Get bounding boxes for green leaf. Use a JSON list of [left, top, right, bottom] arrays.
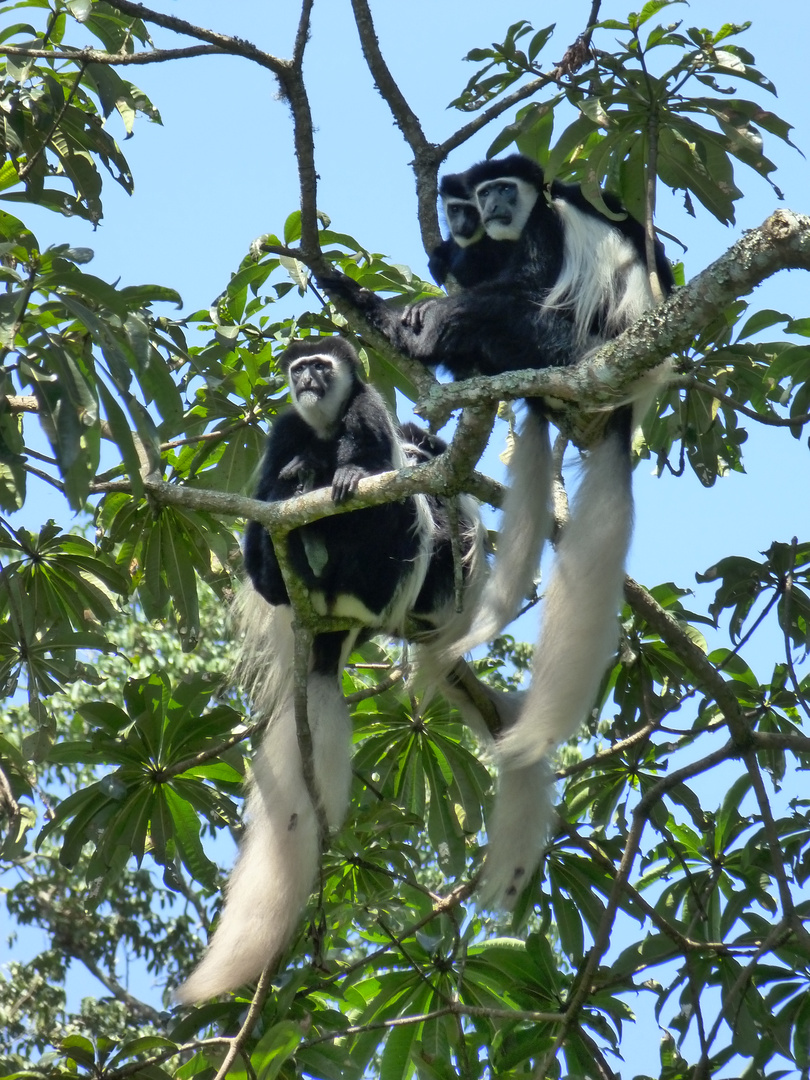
[[164, 785, 217, 887], [160, 513, 200, 650], [250, 1021, 304, 1080], [98, 378, 144, 500]]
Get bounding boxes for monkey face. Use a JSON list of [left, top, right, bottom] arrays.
[[289, 356, 333, 405], [474, 176, 539, 241], [443, 197, 484, 246], [287, 352, 355, 435]]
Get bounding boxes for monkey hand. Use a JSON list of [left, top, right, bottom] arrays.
[[427, 242, 452, 287], [318, 270, 372, 308], [331, 464, 369, 503], [400, 298, 434, 336], [278, 454, 309, 482]]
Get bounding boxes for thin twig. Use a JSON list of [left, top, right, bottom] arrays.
[[693, 920, 792, 1080], [105, 1, 288, 75], [153, 718, 264, 781], [624, 577, 751, 747], [534, 739, 738, 1077], [344, 667, 405, 704], [780, 537, 810, 722], [68, 948, 162, 1025], [0, 43, 223, 65], [302, 1001, 566, 1050], [18, 63, 88, 181], [744, 750, 810, 950], [690, 380, 810, 429], [212, 964, 275, 1080]]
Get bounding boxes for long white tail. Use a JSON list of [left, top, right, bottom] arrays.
[[499, 430, 633, 769], [450, 414, 553, 656], [477, 431, 632, 907], [478, 756, 555, 909], [175, 671, 352, 1003], [231, 587, 295, 718], [419, 678, 556, 910]]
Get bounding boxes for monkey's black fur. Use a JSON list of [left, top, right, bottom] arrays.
[[243, 337, 425, 671]]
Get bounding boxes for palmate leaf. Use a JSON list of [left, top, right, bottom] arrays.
[[0, 520, 128, 629], [39, 671, 243, 887], [698, 543, 810, 644]]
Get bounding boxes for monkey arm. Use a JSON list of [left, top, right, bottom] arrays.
[[427, 239, 455, 286], [319, 270, 590, 382], [277, 453, 310, 484]]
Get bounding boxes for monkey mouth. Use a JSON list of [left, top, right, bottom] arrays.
[[297, 389, 323, 406]]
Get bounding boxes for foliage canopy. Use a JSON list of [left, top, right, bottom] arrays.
[[0, 2, 808, 1078]]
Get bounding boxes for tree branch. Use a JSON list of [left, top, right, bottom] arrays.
[[106, 1, 287, 74], [348, 0, 441, 250], [535, 739, 738, 1076], [72, 949, 162, 1025], [0, 43, 221, 65], [211, 964, 275, 1080], [624, 577, 751, 748], [302, 1000, 566, 1050], [686, 379, 810, 430]]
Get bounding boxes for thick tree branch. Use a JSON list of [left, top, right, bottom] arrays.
[[304, 210, 810, 434], [103, 455, 500, 539], [5, 395, 41, 413]]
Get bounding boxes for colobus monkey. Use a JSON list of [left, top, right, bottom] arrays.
[[466, 159, 671, 906], [439, 155, 672, 657], [176, 337, 433, 1003], [321, 153, 672, 381], [428, 171, 517, 289], [320, 156, 585, 380], [319, 156, 674, 906]]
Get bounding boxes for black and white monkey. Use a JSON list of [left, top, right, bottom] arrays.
[[176, 337, 435, 1003], [399, 421, 487, 652], [320, 155, 674, 906], [428, 171, 517, 289]]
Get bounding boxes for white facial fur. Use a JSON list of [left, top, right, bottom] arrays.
[[474, 176, 539, 241], [288, 354, 354, 437], [442, 196, 484, 247]]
